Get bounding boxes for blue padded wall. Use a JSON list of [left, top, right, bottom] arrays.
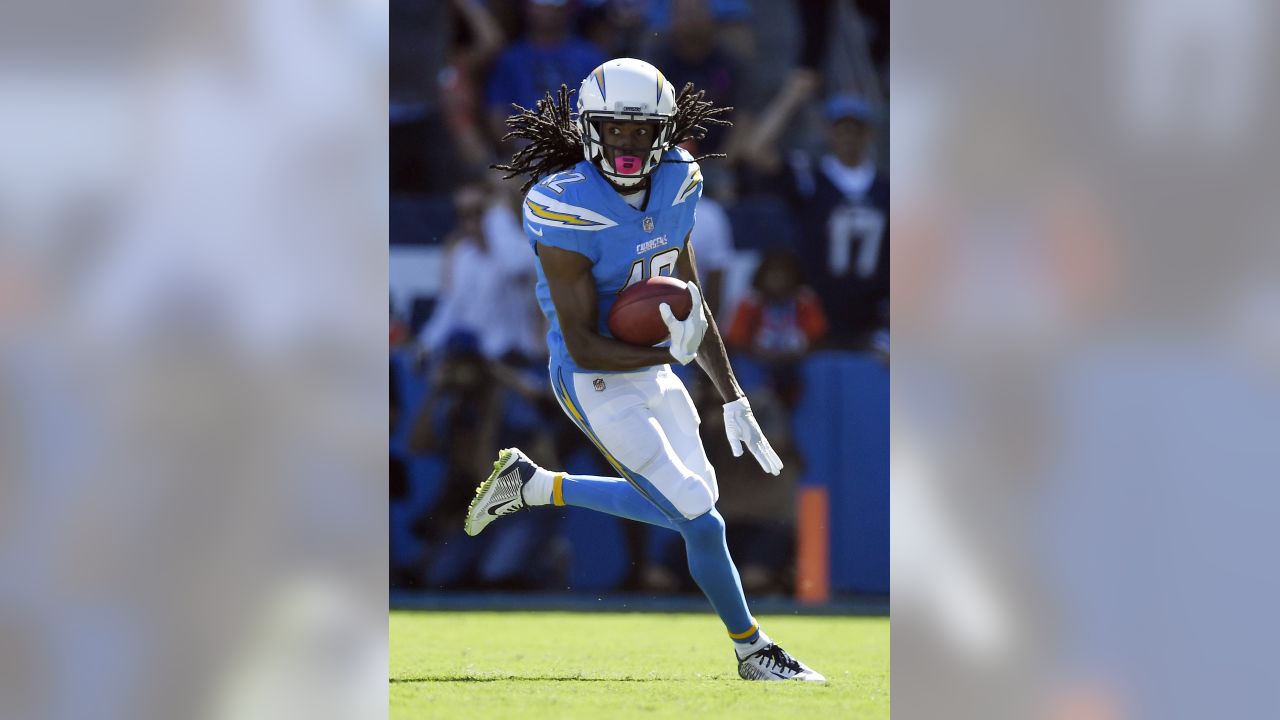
[[792, 352, 890, 594]]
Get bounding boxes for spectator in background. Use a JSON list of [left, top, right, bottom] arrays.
[[416, 182, 543, 362], [439, 0, 507, 181], [486, 0, 606, 149], [416, 185, 503, 357], [646, 0, 755, 62], [687, 177, 735, 319], [390, 0, 451, 192], [479, 176, 550, 363], [407, 182, 565, 590], [407, 330, 566, 591], [746, 93, 887, 348], [409, 186, 506, 566], [651, 0, 749, 161], [726, 248, 828, 409], [406, 329, 498, 569], [390, 0, 511, 189], [409, 324, 566, 592], [794, 96, 887, 347], [578, 0, 651, 60]]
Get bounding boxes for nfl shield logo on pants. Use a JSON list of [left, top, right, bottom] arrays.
[[593, 378, 606, 392], [643, 216, 654, 233]]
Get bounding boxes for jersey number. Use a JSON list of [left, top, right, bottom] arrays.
[[543, 172, 586, 194], [621, 248, 681, 292], [828, 205, 885, 277]]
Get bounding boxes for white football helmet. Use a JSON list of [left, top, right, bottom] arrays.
[[577, 58, 677, 188]]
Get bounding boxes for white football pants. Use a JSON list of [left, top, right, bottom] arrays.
[[552, 364, 718, 521]]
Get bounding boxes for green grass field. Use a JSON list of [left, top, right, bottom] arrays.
[[390, 610, 889, 719]]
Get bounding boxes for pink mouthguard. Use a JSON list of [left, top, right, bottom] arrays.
[[614, 155, 643, 174]]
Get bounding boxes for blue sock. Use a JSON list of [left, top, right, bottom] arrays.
[[559, 474, 678, 530], [677, 509, 758, 642]]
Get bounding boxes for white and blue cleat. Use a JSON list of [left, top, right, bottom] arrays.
[[737, 644, 827, 682], [464, 448, 538, 537]]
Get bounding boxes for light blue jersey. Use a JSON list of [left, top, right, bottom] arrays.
[[525, 146, 704, 375]]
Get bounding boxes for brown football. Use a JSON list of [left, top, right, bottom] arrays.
[[607, 276, 692, 346]]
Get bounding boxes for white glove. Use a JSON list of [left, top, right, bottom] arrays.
[[723, 396, 784, 475], [658, 281, 708, 365]]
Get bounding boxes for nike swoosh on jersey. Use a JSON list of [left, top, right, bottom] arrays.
[[527, 223, 544, 236]]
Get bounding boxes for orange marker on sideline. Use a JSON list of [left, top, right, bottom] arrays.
[[796, 486, 830, 604]]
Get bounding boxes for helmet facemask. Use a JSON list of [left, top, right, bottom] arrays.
[[578, 111, 673, 188]]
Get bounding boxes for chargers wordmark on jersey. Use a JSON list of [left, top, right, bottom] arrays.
[[636, 235, 668, 254]]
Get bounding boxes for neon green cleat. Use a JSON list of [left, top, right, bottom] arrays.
[[464, 448, 537, 537]]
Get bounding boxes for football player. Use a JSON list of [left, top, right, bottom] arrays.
[[467, 58, 825, 682]]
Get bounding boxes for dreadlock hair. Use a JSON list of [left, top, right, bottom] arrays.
[[492, 82, 733, 194]]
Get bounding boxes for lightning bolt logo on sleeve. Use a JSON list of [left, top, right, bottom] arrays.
[[524, 189, 619, 231], [673, 165, 703, 206]]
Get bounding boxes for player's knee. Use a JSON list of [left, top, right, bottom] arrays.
[[672, 473, 716, 520]]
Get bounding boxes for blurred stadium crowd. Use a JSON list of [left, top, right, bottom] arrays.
[[389, 0, 888, 599]]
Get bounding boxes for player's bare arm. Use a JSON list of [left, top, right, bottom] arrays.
[[674, 235, 744, 403], [538, 242, 673, 371]]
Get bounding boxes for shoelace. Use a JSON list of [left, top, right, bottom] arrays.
[[755, 645, 804, 674]]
